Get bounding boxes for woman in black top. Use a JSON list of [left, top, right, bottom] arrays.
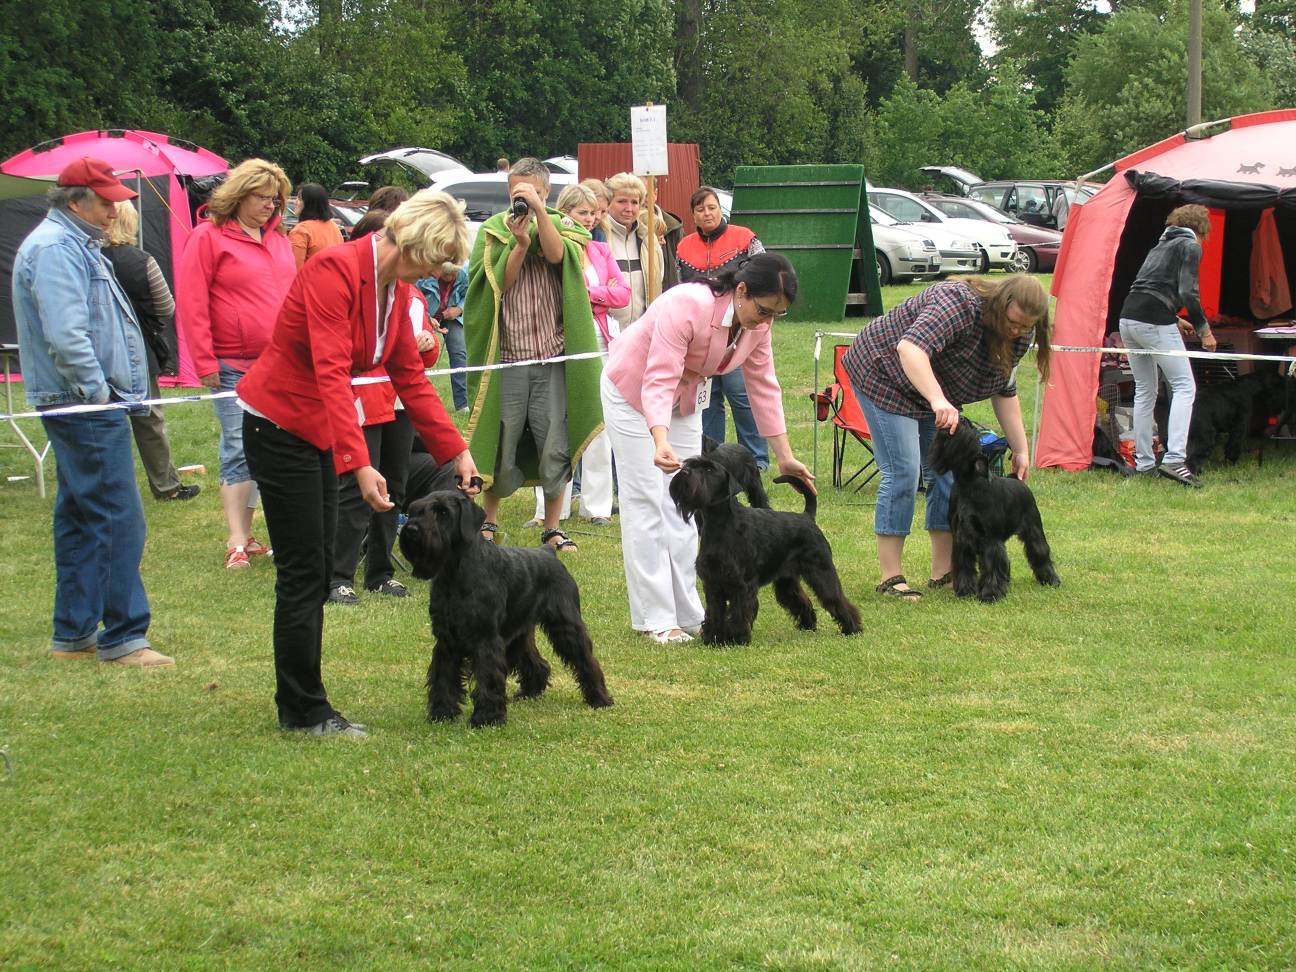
[[1117, 205, 1216, 487]]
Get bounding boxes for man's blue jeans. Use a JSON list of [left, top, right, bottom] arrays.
[[442, 321, 468, 410], [701, 370, 768, 469], [42, 409, 152, 659]]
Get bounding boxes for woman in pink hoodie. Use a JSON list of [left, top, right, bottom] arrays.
[[178, 159, 297, 568]]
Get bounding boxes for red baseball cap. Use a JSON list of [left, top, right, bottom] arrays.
[[56, 157, 138, 202]]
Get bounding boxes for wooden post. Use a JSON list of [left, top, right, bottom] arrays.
[[645, 178, 660, 303]]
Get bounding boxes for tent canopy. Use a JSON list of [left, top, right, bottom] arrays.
[[1037, 109, 1296, 470]]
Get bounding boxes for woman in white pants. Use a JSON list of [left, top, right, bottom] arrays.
[[601, 253, 813, 644], [532, 184, 629, 525]]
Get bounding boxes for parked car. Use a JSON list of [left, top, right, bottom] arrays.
[[424, 170, 577, 246], [543, 155, 579, 175], [918, 193, 1062, 274], [871, 208, 981, 280], [866, 209, 941, 284], [868, 187, 1018, 272], [919, 166, 1100, 229], [359, 147, 471, 184]]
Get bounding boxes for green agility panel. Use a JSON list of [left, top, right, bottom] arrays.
[[731, 165, 883, 322]]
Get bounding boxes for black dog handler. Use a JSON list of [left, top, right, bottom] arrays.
[[400, 491, 613, 727]]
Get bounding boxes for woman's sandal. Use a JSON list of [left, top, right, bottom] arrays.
[[480, 521, 499, 543], [876, 574, 922, 600], [541, 528, 578, 552], [927, 572, 952, 589]]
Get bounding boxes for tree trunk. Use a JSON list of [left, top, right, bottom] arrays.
[[904, 6, 919, 82], [674, 0, 704, 110], [319, 0, 342, 62]]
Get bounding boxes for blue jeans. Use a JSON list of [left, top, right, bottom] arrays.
[[42, 409, 152, 659], [701, 370, 769, 469], [441, 321, 468, 410], [214, 362, 252, 484], [855, 387, 953, 535], [1119, 318, 1195, 469]]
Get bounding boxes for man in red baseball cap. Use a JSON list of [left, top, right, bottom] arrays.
[[11, 155, 174, 668]]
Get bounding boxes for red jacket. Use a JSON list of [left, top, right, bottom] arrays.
[[236, 235, 466, 474], [176, 214, 296, 377], [354, 290, 440, 427]]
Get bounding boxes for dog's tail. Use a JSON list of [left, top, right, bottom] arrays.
[[773, 475, 816, 519]]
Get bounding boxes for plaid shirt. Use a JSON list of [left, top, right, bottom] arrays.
[[841, 281, 1030, 418]]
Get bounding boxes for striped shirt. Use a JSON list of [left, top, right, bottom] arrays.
[[500, 252, 563, 362], [841, 281, 1029, 418]]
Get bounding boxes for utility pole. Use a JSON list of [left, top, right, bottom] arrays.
[[1187, 0, 1202, 127]]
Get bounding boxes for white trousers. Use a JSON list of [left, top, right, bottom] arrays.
[[600, 372, 703, 632]]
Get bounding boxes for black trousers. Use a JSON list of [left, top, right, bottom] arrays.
[[332, 412, 414, 590], [243, 413, 339, 728]]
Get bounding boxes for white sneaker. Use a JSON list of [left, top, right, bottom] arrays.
[[645, 628, 693, 644]]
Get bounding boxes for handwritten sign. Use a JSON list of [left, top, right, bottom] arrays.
[[630, 104, 668, 177]]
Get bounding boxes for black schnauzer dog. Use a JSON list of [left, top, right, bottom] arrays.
[[701, 435, 769, 509], [670, 454, 862, 645], [399, 491, 613, 727], [1187, 370, 1288, 473], [927, 419, 1061, 603]]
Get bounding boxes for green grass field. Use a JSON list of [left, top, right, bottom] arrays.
[[2, 277, 1294, 969]]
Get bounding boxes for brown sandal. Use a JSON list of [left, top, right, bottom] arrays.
[[480, 521, 499, 543], [876, 574, 922, 600], [927, 572, 952, 589]]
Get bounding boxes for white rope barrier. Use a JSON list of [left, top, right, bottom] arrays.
[[0, 350, 608, 422]]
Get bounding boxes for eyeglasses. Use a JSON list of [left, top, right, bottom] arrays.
[[752, 300, 789, 321], [249, 192, 281, 208]]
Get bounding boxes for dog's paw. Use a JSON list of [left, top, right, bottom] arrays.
[[585, 692, 614, 709], [976, 589, 1007, 604], [469, 708, 507, 729]]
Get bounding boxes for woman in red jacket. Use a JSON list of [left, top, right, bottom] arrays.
[[177, 158, 296, 568], [237, 190, 480, 738]]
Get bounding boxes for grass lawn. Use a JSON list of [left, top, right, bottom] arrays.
[[2, 276, 1294, 969]]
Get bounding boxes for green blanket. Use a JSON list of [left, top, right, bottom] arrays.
[[463, 208, 604, 492]]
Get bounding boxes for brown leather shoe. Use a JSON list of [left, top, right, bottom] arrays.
[[49, 646, 96, 659], [102, 648, 175, 668]]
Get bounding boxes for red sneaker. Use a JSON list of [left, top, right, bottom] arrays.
[[225, 546, 250, 569]]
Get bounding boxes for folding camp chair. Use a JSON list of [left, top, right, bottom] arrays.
[[810, 345, 878, 491]]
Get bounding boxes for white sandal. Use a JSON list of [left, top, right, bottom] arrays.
[[645, 628, 693, 644]]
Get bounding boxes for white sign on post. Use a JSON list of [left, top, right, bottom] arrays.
[[630, 104, 669, 176]]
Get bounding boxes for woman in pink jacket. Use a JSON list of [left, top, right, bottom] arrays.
[[601, 252, 813, 643], [178, 159, 297, 568]]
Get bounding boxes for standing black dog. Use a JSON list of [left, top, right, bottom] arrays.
[[1186, 370, 1288, 473], [927, 418, 1061, 603], [670, 454, 862, 645], [399, 491, 613, 727], [701, 436, 769, 509]]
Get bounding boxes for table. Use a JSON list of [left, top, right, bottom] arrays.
[[1, 344, 51, 498]]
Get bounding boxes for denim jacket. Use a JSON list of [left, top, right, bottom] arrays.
[[13, 207, 149, 407], [1126, 225, 1208, 334], [414, 266, 469, 322]]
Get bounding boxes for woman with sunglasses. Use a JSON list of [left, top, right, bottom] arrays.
[[601, 251, 813, 644], [178, 158, 296, 569], [840, 274, 1051, 601]]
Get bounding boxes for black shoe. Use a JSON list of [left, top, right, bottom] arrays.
[[282, 715, 368, 738], [1157, 462, 1202, 488], [327, 584, 360, 605], [367, 579, 409, 598], [159, 484, 201, 501]]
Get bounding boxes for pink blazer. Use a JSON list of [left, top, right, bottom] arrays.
[[584, 240, 630, 347], [604, 282, 786, 436]]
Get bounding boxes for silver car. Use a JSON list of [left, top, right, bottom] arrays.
[[872, 208, 980, 279], [867, 210, 941, 284], [869, 187, 1018, 271]]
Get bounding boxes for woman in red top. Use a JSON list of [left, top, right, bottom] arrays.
[[676, 186, 769, 469], [177, 158, 296, 568], [237, 190, 480, 737]]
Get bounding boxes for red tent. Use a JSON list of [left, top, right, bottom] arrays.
[[2, 130, 228, 385], [1037, 109, 1296, 470]]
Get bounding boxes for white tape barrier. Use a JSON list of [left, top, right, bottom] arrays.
[[0, 350, 608, 422]]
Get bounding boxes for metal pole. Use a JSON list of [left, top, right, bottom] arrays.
[[812, 333, 821, 481], [1187, 0, 1202, 128]]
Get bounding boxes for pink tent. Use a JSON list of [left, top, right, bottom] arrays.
[[1037, 109, 1296, 470], [2, 129, 228, 385]]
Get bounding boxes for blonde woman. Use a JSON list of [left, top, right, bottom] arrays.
[[102, 201, 199, 502], [236, 190, 481, 737], [177, 158, 296, 568], [604, 172, 663, 332], [581, 177, 612, 241], [839, 275, 1051, 600]]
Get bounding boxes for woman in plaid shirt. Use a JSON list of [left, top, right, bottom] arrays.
[[841, 276, 1051, 600]]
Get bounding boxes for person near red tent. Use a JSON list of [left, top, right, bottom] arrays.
[[177, 159, 297, 569], [840, 275, 1051, 601], [236, 189, 481, 737], [1117, 204, 1217, 488]]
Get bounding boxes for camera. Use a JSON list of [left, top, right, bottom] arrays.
[[510, 197, 530, 220]]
